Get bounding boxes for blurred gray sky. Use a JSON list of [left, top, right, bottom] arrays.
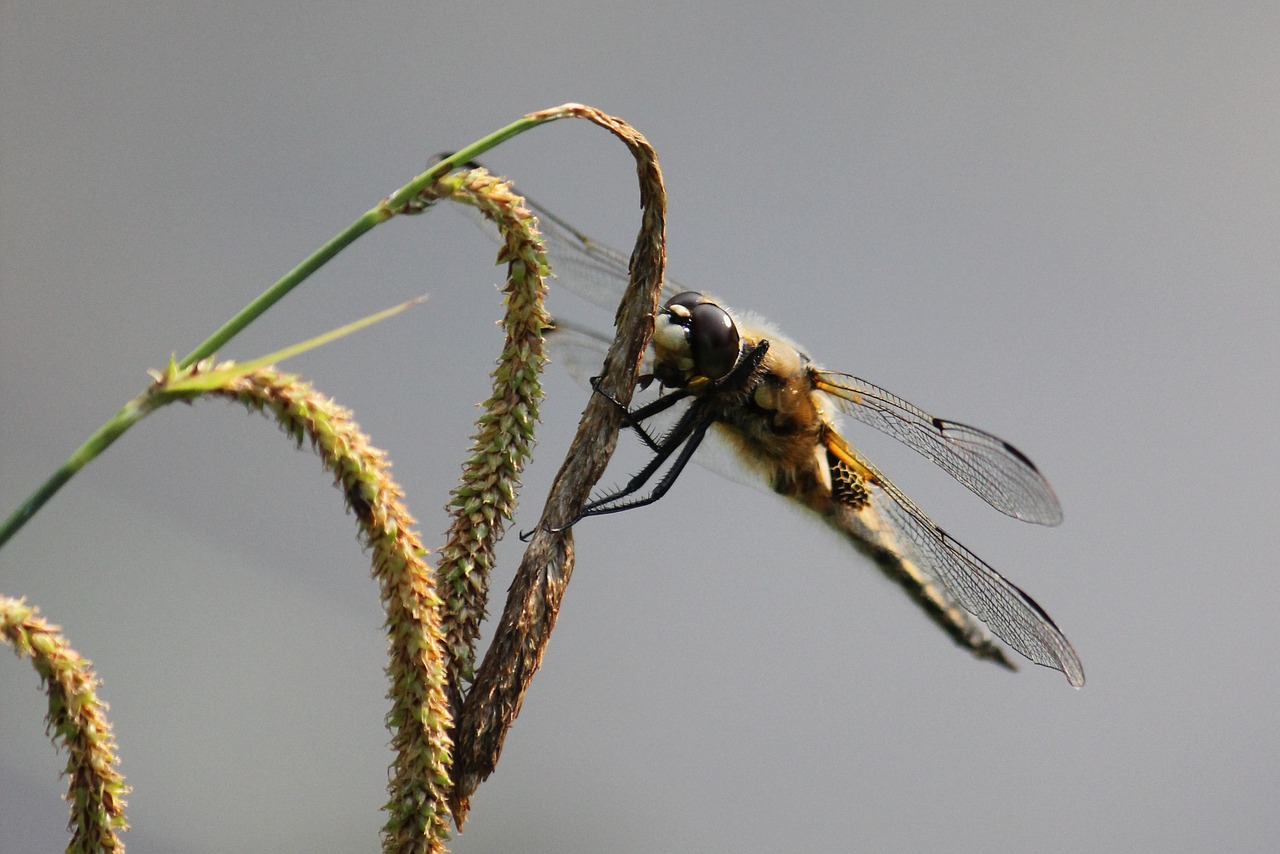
[[2, 3, 1277, 852]]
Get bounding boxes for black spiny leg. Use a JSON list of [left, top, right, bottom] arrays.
[[553, 340, 770, 533], [575, 340, 772, 523], [590, 375, 692, 452], [555, 395, 711, 530], [578, 410, 715, 519]]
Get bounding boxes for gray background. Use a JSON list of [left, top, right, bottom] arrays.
[[2, 3, 1276, 852]]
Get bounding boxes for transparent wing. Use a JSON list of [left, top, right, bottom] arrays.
[[825, 430, 1084, 686], [817, 482, 1016, 671], [458, 189, 683, 311], [814, 372, 1062, 526]]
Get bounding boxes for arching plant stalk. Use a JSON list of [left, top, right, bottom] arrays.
[[0, 103, 597, 553], [150, 357, 456, 852], [439, 105, 668, 826]]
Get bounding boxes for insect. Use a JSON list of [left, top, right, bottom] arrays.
[[462, 185, 1084, 687]]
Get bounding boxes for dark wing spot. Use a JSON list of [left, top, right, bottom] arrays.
[[1001, 438, 1040, 471], [827, 448, 870, 510]]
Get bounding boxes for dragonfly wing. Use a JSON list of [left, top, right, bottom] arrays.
[[458, 189, 683, 311], [824, 429, 1084, 686], [814, 372, 1063, 526], [544, 317, 641, 381], [815, 480, 1016, 671]]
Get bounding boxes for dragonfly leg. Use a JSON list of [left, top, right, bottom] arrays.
[[520, 392, 707, 540], [589, 376, 689, 451], [574, 341, 770, 522], [578, 414, 714, 520]]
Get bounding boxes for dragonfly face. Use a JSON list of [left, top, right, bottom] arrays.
[[459, 183, 1084, 688], [643, 290, 842, 492]]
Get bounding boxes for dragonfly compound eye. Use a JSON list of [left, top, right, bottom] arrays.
[[659, 293, 741, 381], [687, 302, 741, 381], [664, 291, 705, 314]]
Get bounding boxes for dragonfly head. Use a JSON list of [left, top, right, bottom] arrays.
[[653, 291, 742, 387]]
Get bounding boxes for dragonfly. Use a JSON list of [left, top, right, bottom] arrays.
[[458, 183, 1084, 687]]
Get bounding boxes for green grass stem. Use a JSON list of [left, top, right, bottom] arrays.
[[0, 106, 580, 552]]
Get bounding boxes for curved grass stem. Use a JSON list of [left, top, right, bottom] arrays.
[[0, 104, 590, 553]]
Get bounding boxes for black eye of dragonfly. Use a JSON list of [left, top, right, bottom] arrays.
[[663, 291, 741, 381]]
